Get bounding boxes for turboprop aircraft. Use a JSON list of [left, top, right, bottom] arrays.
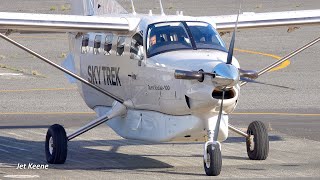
[[0, 0, 320, 176]]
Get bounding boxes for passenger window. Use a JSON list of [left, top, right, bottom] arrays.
[[81, 34, 89, 54], [104, 33, 113, 55], [93, 35, 102, 55], [116, 36, 126, 56], [130, 33, 144, 60]]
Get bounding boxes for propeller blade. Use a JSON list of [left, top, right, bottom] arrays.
[[174, 69, 216, 81], [226, 10, 240, 64], [214, 90, 225, 141], [239, 68, 259, 79], [240, 77, 295, 90]]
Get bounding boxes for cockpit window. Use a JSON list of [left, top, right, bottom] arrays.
[[146, 21, 226, 57], [130, 33, 144, 60], [147, 22, 192, 57], [186, 22, 226, 50]]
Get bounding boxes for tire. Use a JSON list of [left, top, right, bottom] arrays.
[[204, 144, 222, 176], [246, 121, 269, 160], [45, 124, 68, 164]]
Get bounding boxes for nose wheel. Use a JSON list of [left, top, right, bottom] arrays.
[[45, 124, 68, 164], [203, 143, 222, 176]]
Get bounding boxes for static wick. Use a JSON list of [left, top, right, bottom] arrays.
[[130, 0, 136, 15], [159, 0, 165, 16]]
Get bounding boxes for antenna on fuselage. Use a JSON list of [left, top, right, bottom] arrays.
[[159, 0, 165, 16], [130, 0, 137, 15]]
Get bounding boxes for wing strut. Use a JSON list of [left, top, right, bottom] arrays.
[[241, 36, 320, 86], [0, 33, 124, 103]]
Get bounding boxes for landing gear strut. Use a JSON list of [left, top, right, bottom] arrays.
[[228, 121, 269, 160]]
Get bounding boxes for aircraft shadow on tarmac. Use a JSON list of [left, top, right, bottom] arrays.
[[0, 133, 282, 171]]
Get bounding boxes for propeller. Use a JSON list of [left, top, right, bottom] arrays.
[[212, 9, 241, 141], [240, 77, 295, 90]]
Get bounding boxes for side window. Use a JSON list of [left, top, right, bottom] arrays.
[[81, 34, 89, 54], [93, 35, 102, 55], [104, 33, 113, 55], [130, 33, 144, 60], [116, 36, 126, 56]]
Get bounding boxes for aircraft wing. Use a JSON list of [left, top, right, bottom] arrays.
[[212, 9, 320, 32], [0, 12, 137, 34]]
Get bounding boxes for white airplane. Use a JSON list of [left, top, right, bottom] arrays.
[[0, 0, 320, 176]]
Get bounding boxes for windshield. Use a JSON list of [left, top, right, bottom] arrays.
[[147, 22, 193, 57], [146, 21, 226, 57], [186, 22, 226, 50]]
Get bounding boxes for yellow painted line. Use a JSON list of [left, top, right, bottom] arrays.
[[232, 112, 320, 116], [0, 112, 94, 115], [235, 48, 291, 72], [0, 87, 77, 93], [0, 111, 319, 116]]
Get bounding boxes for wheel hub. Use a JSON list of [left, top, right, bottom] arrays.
[[205, 151, 211, 168], [49, 137, 54, 155], [248, 135, 255, 151]]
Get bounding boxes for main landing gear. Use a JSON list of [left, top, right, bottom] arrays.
[[44, 101, 127, 164], [203, 121, 269, 176], [45, 124, 68, 164]]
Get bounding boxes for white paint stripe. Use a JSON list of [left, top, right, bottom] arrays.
[[24, 129, 45, 136], [0, 163, 15, 168], [0, 73, 23, 76], [5, 132, 25, 139], [0, 148, 9, 153], [3, 175, 39, 178], [0, 143, 30, 152]]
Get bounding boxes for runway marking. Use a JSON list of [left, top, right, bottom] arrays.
[[0, 73, 23, 76], [232, 112, 320, 116], [0, 87, 77, 93], [0, 148, 9, 153], [235, 48, 290, 72], [3, 175, 40, 179], [0, 143, 30, 152], [0, 112, 94, 115]]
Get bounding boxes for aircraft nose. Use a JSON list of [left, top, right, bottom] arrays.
[[212, 63, 239, 89]]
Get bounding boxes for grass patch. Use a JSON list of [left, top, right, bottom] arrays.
[[0, 64, 46, 78], [61, 4, 71, 11], [256, 4, 262, 9], [60, 53, 67, 58], [50, 6, 57, 11]]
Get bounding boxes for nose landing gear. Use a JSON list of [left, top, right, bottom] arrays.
[[203, 142, 222, 176]]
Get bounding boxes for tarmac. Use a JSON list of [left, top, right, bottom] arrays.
[[0, 0, 320, 179]]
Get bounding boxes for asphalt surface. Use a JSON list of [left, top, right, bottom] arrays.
[[1, 0, 320, 179]]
